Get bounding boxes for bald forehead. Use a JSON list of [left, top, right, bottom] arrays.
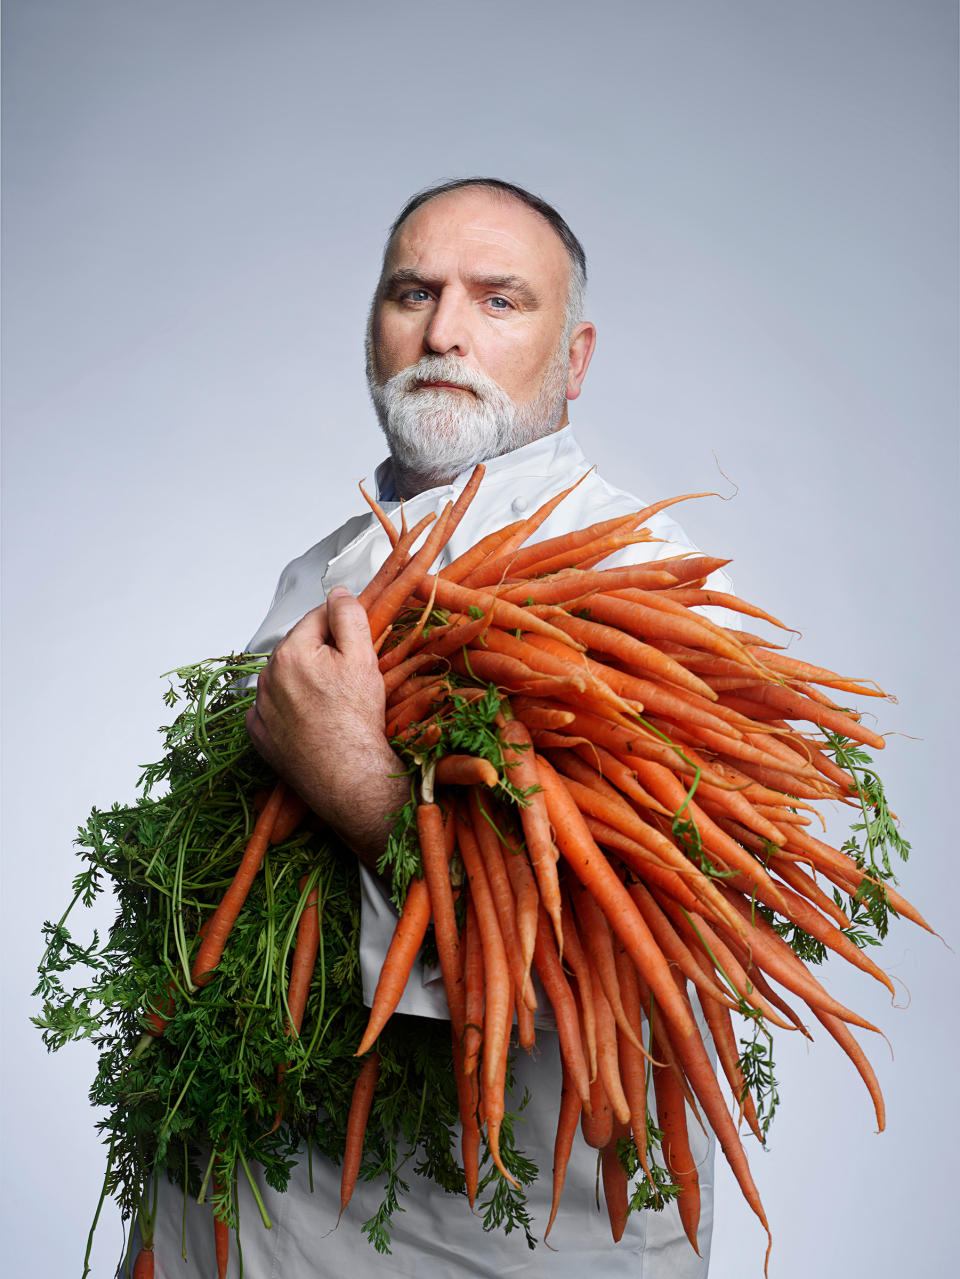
[[380, 187, 572, 301]]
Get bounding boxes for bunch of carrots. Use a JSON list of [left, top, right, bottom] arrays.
[[132, 462, 927, 1275]]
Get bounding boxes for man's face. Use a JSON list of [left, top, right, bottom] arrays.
[[366, 187, 592, 492]]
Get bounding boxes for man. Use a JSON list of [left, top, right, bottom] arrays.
[[154, 178, 722, 1275]]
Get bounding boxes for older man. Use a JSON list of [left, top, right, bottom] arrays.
[[153, 178, 723, 1276]]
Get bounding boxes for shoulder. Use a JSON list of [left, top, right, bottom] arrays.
[[245, 511, 374, 653]]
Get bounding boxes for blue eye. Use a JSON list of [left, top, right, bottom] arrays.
[[404, 288, 431, 303], [488, 296, 511, 310]]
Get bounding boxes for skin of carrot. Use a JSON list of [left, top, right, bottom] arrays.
[[377, 601, 437, 677], [601, 1126, 631, 1242], [448, 1023, 481, 1206], [434, 754, 499, 788], [364, 463, 486, 631], [544, 1060, 583, 1241], [580, 1067, 614, 1149], [626, 880, 739, 1011], [454, 813, 517, 1187], [417, 803, 466, 1040], [466, 791, 536, 1012], [500, 563, 678, 605], [478, 625, 588, 687], [557, 891, 598, 1083], [627, 756, 790, 912], [339, 1052, 381, 1221], [812, 1008, 886, 1132], [652, 1052, 701, 1254], [717, 887, 882, 1033], [569, 877, 645, 1054], [450, 646, 581, 698], [286, 878, 320, 1035], [364, 500, 455, 640], [500, 526, 653, 582], [697, 992, 764, 1143], [214, 1213, 230, 1279], [457, 469, 594, 587], [510, 701, 577, 732], [131, 1247, 155, 1279], [192, 780, 288, 987], [384, 678, 449, 736], [662, 996, 772, 1252], [461, 897, 484, 1078], [535, 755, 699, 1045], [354, 878, 432, 1056], [499, 719, 564, 953], [441, 518, 525, 583], [466, 505, 637, 587], [581, 813, 707, 915], [532, 903, 592, 1110], [413, 574, 585, 650], [548, 612, 720, 702], [386, 670, 444, 709], [357, 508, 437, 609], [613, 941, 655, 1184], [655, 897, 797, 1031], [358, 479, 400, 547], [590, 963, 632, 1125]]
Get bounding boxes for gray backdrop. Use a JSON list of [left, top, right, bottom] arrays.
[[3, 2, 957, 1275]]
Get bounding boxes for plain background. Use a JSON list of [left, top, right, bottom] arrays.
[[3, 2, 957, 1275]]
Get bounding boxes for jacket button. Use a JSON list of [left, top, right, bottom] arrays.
[[511, 497, 528, 514]]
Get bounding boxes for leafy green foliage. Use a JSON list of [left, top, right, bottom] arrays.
[[824, 733, 909, 941], [736, 1011, 780, 1143], [618, 1121, 682, 1212], [32, 655, 530, 1267]]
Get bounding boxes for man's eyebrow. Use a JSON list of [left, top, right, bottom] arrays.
[[381, 268, 541, 308], [468, 274, 541, 308], [381, 267, 441, 295]]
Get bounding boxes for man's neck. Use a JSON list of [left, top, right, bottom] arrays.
[[386, 417, 571, 500]]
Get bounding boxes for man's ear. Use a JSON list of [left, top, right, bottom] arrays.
[[566, 321, 597, 401]]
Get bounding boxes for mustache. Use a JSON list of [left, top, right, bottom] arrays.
[[385, 356, 508, 403]]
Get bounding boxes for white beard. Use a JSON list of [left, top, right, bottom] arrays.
[[366, 342, 569, 495]]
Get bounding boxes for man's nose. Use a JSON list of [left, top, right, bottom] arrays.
[[423, 291, 470, 357]]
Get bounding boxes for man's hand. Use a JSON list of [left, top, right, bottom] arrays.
[[245, 587, 410, 871]]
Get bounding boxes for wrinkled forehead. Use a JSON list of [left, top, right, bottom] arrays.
[[380, 187, 572, 302]]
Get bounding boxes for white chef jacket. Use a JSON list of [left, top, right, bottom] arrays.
[[148, 426, 726, 1277]]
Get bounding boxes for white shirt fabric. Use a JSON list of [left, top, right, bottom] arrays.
[[149, 426, 727, 1277]]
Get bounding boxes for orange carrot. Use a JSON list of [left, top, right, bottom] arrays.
[[355, 878, 432, 1056], [434, 754, 499, 788], [544, 1060, 583, 1240], [532, 903, 592, 1110], [569, 877, 645, 1054], [462, 897, 484, 1078], [499, 718, 564, 953], [580, 1067, 614, 1149], [357, 509, 437, 610], [451, 1024, 481, 1206], [557, 889, 599, 1082], [131, 1247, 154, 1278], [812, 1009, 886, 1132], [190, 781, 288, 990], [534, 755, 699, 1045], [339, 1052, 381, 1222], [358, 479, 400, 547], [454, 812, 517, 1186], [601, 1125, 631, 1241], [417, 803, 465, 1039], [652, 1048, 701, 1253], [590, 961, 631, 1125]]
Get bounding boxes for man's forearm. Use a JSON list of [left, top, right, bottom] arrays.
[[291, 733, 412, 873]]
